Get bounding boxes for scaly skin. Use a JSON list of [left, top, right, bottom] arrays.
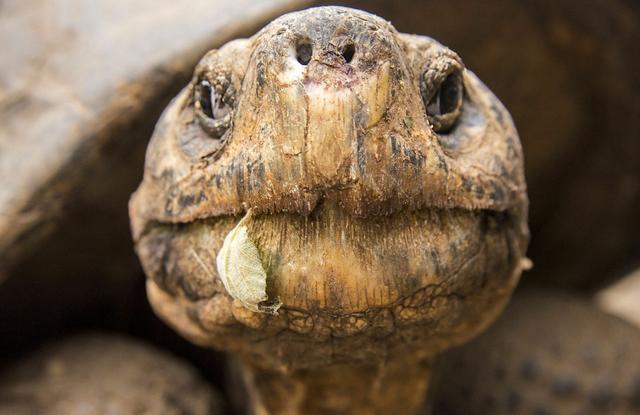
[[129, 7, 529, 414]]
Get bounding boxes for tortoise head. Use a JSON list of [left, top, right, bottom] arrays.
[[129, 6, 529, 371]]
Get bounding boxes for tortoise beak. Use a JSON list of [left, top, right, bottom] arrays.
[[275, 61, 392, 183]]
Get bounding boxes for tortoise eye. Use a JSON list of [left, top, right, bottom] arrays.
[[194, 78, 233, 138], [427, 73, 463, 117], [421, 69, 464, 134], [196, 80, 215, 118]]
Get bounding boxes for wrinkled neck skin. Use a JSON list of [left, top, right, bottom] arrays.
[[241, 357, 435, 415], [130, 7, 530, 415]]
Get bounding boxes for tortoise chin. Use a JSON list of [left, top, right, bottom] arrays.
[[137, 199, 526, 370]]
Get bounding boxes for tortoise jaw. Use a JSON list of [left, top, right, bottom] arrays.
[[138, 199, 519, 313], [235, 204, 505, 314], [140, 201, 526, 370]]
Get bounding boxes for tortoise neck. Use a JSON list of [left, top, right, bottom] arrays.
[[239, 356, 435, 415]]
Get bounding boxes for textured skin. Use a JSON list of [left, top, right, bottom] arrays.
[[130, 6, 529, 414], [0, 333, 221, 415], [433, 291, 640, 415]]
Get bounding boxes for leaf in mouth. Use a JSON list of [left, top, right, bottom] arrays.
[[216, 210, 280, 314]]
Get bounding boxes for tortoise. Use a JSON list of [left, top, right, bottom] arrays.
[[1, 1, 639, 415], [129, 6, 531, 413], [128, 5, 640, 414]]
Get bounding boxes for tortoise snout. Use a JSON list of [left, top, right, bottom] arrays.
[[259, 7, 397, 88], [293, 37, 356, 68]]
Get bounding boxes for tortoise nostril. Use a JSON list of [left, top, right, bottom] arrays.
[[296, 42, 312, 65], [341, 43, 355, 63]]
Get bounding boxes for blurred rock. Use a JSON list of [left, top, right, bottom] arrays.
[[0, 333, 222, 415], [433, 290, 640, 414]]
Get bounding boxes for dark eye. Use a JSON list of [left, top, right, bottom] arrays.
[[421, 70, 464, 133], [194, 78, 233, 138]]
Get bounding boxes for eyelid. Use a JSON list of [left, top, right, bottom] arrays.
[[420, 56, 465, 134], [193, 74, 234, 139], [421, 56, 464, 102]]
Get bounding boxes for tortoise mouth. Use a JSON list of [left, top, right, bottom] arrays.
[[138, 203, 526, 367], [241, 204, 509, 313], [138, 202, 517, 316]]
